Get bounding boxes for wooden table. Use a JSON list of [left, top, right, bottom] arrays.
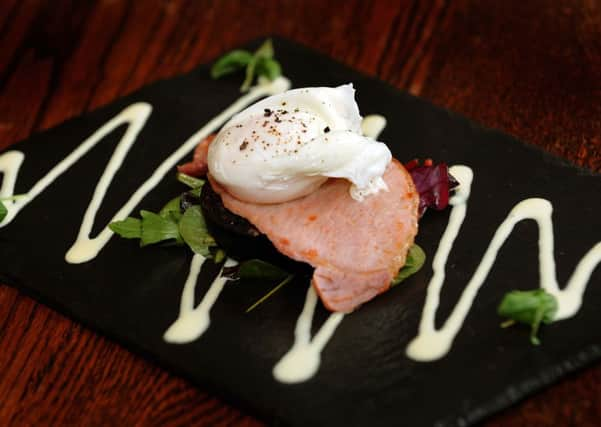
[[1, 0, 600, 425]]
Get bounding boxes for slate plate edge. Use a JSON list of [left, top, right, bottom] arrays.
[[1, 35, 600, 427]]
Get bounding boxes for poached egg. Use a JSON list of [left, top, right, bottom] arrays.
[[207, 84, 392, 204]]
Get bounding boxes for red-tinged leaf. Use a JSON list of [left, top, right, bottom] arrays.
[[406, 159, 459, 217]]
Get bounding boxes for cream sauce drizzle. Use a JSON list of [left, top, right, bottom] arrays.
[[2, 82, 598, 380], [361, 114, 387, 139], [273, 286, 345, 383], [0, 77, 291, 264], [165, 114, 381, 379], [0, 151, 24, 200], [163, 255, 238, 343], [0, 104, 151, 229], [407, 165, 601, 362], [268, 112, 384, 383]]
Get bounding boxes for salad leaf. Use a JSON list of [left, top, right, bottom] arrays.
[[238, 259, 288, 281], [405, 159, 459, 217], [240, 56, 258, 92], [140, 210, 181, 246], [498, 289, 558, 345], [111, 195, 187, 244], [0, 195, 26, 223], [246, 274, 294, 313], [242, 38, 276, 93], [214, 248, 226, 264], [211, 39, 282, 92], [108, 217, 142, 239], [176, 172, 205, 189], [220, 259, 292, 312], [255, 57, 281, 80], [0, 200, 6, 222], [110, 185, 219, 256], [178, 205, 216, 256], [254, 37, 274, 58], [210, 50, 253, 79], [159, 196, 183, 222], [222, 258, 288, 281], [392, 244, 426, 286]]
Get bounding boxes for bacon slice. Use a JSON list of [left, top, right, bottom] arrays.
[[177, 134, 215, 177], [210, 160, 419, 312]]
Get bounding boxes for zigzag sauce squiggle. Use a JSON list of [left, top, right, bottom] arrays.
[[0, 77, 291, 263], [406, 165, 601, 362], [163, 254, 238, 343], [2, 89, 599, 382], [163, 114, 386, 382]]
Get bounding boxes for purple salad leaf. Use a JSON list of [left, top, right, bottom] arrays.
[[405, 159, 459, 217]]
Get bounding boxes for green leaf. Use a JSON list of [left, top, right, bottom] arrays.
[[240, 56, 258, 92], [214, 248, 226, 264], [210, 50, 253, 79], [178, 205, 216, 256], [140, 210, 181, 246], [254, 39, 274, 59], [176, 172, 205, 189], [109, 217, 142, 239], [159, 196, 182, 222], [392, 244, 426, 286], [256, 57, 281, 81], [240, 39, 276, 92], [0, 200, 6, 222], [498, 289, 558, 345], [246, 274, 294, 313], [211, 39, 281, 92], [237, 259, 289, 281], [0, 194, 26, 223], [237, 257, 293, 313]]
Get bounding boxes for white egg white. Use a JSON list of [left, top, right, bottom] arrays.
[[207, 84, 392, 204]]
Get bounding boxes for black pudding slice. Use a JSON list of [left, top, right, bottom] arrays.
[[200, 181, 311, 274], [199, 180, 260, 238]]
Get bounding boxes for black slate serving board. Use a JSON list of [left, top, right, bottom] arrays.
[[1, 38, 600, 426]]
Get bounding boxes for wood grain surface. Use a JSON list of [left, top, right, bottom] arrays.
[[1, 0, 600, 425]]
